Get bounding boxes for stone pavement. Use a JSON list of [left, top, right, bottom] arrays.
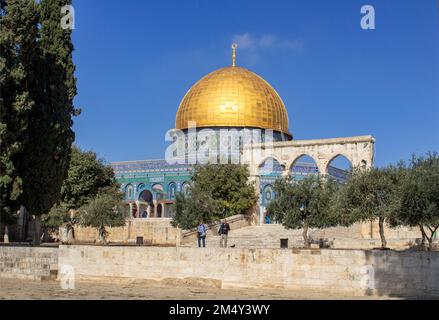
[[0, 278, 398, 300]]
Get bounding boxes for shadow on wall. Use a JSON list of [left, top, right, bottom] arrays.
[[365, 250, 439, 299]]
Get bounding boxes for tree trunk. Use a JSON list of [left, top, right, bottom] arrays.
[[67, 225, 74, 244], [303, 222, 310, 248], [32, 216, 42, 246], [99, 227, 107, 245], [378, 217, 387, 249], [427, 238, 433, 251], [3, 225, 9, 243], [426, 226, 438, 251], [419, 225, 429, 251]]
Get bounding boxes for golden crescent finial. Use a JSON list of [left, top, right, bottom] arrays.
[[232, 43, 238, 66]]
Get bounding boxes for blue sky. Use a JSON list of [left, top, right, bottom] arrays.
[[72, 0, 439, 168]]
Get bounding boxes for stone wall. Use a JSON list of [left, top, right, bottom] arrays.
[[73, 218, 181, 246], [58, 245, 439, 298], [311, 222, 421, 246], [0, 246, 58, 280]]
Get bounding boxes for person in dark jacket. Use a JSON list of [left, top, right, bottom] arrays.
[[197, 220, 208, 247], [218, 219, 231, 248]]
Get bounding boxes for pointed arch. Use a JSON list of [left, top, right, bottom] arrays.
[[138, 189, 153, 203], [290, 154, 319, 178], [326, 154, 352, 182], [125, 184, 134, 200], [168, 182, 177, 199], [258, 157, 284, 176]]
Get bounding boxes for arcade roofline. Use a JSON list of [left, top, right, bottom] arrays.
[[243, 135, 375, 150]]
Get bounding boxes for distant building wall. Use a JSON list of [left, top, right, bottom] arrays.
[[73, 214, 251, 246], [58, 245, 439, 298], [73, 218, 181, 246]]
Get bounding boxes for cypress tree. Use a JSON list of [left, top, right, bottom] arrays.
[[17, 0, 77, 244], [0, 0, 39, 231]]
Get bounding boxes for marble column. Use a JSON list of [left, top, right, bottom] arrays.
[[153, 201, 158, 217], [129, 203, 133, 218], [147, 205, 151, 218]]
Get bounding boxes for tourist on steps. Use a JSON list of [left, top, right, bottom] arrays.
[[197, 220, 208, 247], [218, 219, 231, 248]]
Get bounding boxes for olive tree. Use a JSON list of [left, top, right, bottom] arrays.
[[41, 146, 119, 241], [78, 191, 128, 245], [332, 166, 403, 249], [172, 164, 258, 229], [267, 175, 340, 248], [395, 153, 439, 250]]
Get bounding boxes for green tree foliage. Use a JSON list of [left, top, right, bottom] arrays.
[[42, 146, 119, 232], [59, 146, 118, 209], [394, 153, 439, 250], [267, 175, 339, 248], [78, 191, 128, 245], [0, 0, 78, 244], [18, 0, 77, 223], [172, 164, 258, 230], [332, 166, 403, 249], [0, 0, 39, 225], [41, 204, 74, 233]]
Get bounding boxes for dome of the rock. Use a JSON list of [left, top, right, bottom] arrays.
[[175, 64, 291, 137]]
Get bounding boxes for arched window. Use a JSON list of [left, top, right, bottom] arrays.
[[168, 182, 177, 199], [126, 184, 134, 200]]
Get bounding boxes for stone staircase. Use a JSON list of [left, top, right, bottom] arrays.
[[182, 224, 307, 249], [181, 223, 424, 250]]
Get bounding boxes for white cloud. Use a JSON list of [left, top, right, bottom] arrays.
[[232, 34, 256, 50], [232, 33, 304, 52]]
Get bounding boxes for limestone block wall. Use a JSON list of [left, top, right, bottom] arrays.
[[311, 222, 421, 242], [73, 218, 181, 245], [311, 223, 365, 240], [332, 238, 422, 250], [0, 246, 58, 280], [58, 245, 439, 298], [372, 223, 421, 240]]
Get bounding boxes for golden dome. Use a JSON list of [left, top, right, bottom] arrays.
[[175, 64, 290, 136]]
